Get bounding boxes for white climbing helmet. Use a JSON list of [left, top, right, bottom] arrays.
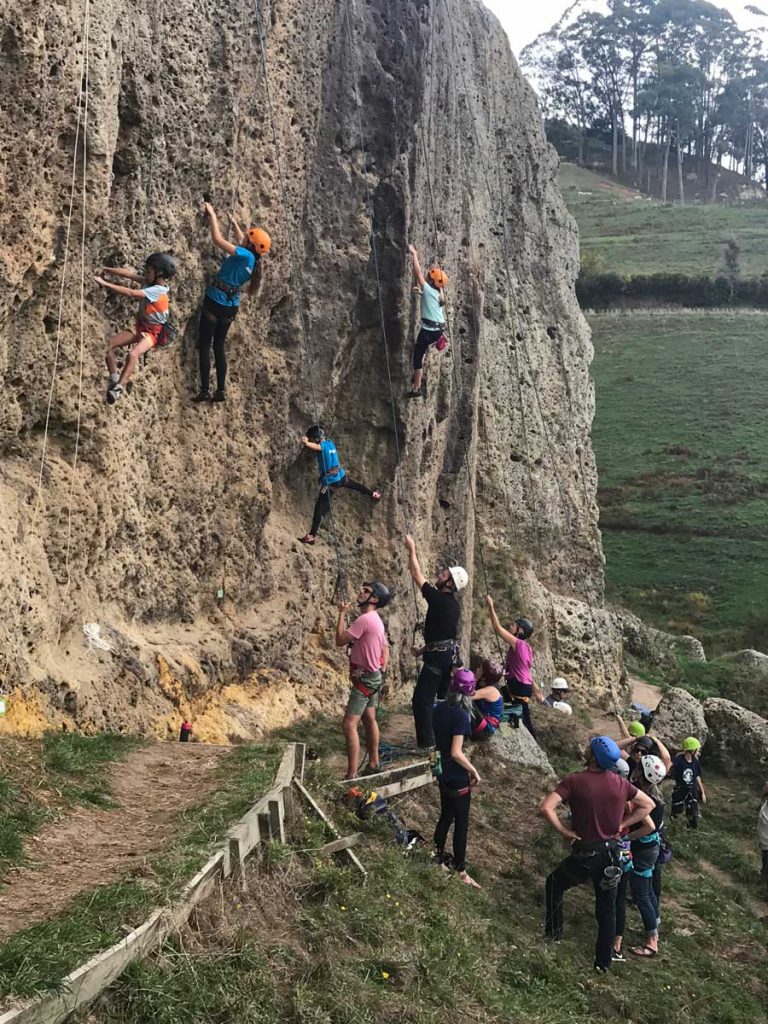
[[551, 676, 570, 690], [448, 566, 469, 592], [641, 754, 667, 785]]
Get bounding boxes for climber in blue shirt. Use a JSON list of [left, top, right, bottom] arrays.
[[194, 200, 272, 404], [299, 425, 381, 544]]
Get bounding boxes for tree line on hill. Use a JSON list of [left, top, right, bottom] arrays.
[[521, 0, 768, 202]]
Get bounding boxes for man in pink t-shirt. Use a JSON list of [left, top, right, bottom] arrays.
[[485, 594, 543, 737], [335, 581, 391, 780]]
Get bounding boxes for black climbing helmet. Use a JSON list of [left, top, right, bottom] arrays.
[[365, 580, 392, 608], [515, 616, 534, 640], [144, 252, 177, 279], [634, 735, 655, 754], [306, 424, 326, 443]]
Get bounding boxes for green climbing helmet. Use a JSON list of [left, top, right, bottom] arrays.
[[628, 721, 646, 738], [682, 736, 701, 752]]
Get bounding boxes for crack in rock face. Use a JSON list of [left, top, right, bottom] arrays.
[[0, 0, 622, 739]]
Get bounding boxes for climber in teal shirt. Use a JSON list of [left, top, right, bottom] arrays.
[[299, 425, 381, 545]]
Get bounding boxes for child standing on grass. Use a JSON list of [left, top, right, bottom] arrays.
[[670, 737, 706, 829], [95, 252, 177, 405]]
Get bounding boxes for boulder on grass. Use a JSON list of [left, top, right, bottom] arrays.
[[702, 698, 768, 779], [475, 722, 555, 777], [651, 687, 707, 751], [720, 649, 768, 674]]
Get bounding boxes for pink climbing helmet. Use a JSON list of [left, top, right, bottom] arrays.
[[451, 669, 477, 696]]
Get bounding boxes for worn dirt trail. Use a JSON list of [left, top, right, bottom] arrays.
[[0, 742, 227, 942]]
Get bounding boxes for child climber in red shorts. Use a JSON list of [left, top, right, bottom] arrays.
[[94, 252, 177, 405]]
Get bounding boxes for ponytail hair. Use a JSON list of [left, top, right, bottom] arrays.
[[246, 254, 264, 298], [445, 689, 474, 718]]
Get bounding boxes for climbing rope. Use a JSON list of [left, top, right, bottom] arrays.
[[32, 0, 91, 531], [435, 0, 615, 696], [341, 0, 429, 626], [57, 0, 91, 643], [250, 0, 348, 597]]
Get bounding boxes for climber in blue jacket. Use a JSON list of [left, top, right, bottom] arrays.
[[299, 425, 381, 544]]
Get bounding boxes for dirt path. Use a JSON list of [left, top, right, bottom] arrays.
[[630, 675, 663, 710], [0, 742, 227, 942]]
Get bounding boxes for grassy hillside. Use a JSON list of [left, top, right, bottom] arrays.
[[591, 309, 768, 652], [90, 716, 767, 1024], [562, 163, 768, 277]]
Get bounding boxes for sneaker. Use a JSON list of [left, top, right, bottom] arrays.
[[298, 534, 316, 545], [213, 390, 226, 403], [192, 390, 212, 404], [611, 950, 626, 963], [106, 384, 124, 405], [594, 965, 609, 974], [108, 372, 120, 386]]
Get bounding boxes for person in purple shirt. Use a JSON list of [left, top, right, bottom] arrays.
[[485, 594, 542, 737]]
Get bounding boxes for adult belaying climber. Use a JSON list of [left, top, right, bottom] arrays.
[[406, 244, 447, 398], [193, 200, 270, 404], [405, 534, 468, 748], [95, 252, 177, 404], [299, 426, 381, 544], [485, 595, 543, 737], [335, 580, 391, 780]]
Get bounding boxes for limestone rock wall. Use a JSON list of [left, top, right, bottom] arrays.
[[0, 0, 621, 739]]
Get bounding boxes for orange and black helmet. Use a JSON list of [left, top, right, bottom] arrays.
[[247, 227, 272, 254], [427, 266, 448, 288]]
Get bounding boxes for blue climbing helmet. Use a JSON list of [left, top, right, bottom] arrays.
[[590, 735, 621, 771]]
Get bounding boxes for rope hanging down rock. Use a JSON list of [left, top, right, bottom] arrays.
[[251, 0, 347, 597]]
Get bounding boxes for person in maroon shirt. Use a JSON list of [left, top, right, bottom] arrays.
[[540, 737, 655, 972]]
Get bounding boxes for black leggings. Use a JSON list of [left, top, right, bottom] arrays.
[[413, 327, 442, 370], [412, 650, 455, 747], [502, 681, 537, 738], [198, 296, 237, 393], [310, 476, 374, 535], [434, 783, 471, 872], [545, 851, 618, 971]]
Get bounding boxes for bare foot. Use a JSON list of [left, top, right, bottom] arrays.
[[458, 871, 481, 889]]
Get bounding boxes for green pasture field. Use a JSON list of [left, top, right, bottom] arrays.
[[590, 309, 768, 652], [561, 163, 768, 277]]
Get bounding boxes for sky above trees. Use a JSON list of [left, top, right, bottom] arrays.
[[486, 0, 768, 54]]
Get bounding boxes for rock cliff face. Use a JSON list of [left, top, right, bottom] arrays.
[[0, 0, 622, 740]]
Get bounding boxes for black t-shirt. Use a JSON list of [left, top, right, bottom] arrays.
[[433, 702, 471, 787], [422, 582, 460, 644], [672, 754, 701, 790], [629, 795, 665, 834]]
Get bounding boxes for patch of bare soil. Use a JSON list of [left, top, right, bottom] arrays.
[[0, 742, 227, 941]]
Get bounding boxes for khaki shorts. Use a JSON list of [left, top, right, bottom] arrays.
[[345, 671, 382, 717]]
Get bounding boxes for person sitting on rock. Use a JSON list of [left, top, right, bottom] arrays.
[[406, 244, 447, 398], [335, 580, 391, 780], [95, 252, 177, 405], [432, 669, 482, 888], [194, 201, 270, 404], [299, 426, 381, 545], [470, 660, 504, 738], [670, 737, 706, 829], [543, 676, 573, 715], [405, 534, 469, 748], [485, 595, 542, 737]]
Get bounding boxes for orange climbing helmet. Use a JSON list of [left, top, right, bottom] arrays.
[[427, 266, 448, 289], [247, 227, 272, 255]]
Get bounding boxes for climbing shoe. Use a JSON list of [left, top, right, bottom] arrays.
[[372, 490, 381, 501], [298, 534, 316, 545], [106, 384, 124, 405], [192, 390, 212, 403], [405, 389, 423, 399], [213, 390, 226, 403]]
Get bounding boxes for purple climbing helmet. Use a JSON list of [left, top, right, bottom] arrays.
[[451, 669, 477, 696]]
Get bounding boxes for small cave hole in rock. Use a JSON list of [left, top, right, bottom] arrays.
[[438, 498, 451, 509]]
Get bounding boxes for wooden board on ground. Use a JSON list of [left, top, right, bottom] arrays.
[[319, 833, 361, 856], [337, 759, 429, 786], [293, 780, 367, 878], [375, 771, 435, 799]]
